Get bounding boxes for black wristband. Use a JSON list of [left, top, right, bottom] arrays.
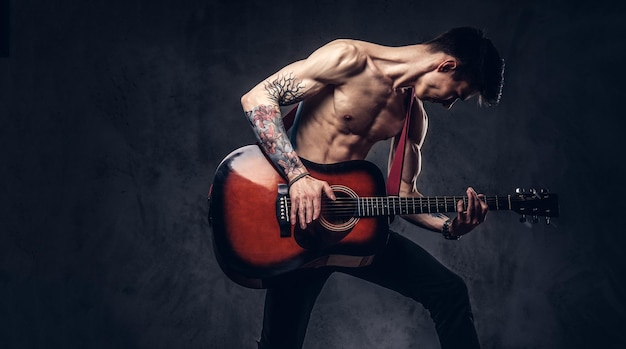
[[442, 219, 460, 240], [288, 172, 310, 188]]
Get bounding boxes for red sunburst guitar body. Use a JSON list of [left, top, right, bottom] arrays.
[[208, 145, 389, 288]]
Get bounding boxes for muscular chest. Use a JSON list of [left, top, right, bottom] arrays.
[[333, 82, 409, 141]]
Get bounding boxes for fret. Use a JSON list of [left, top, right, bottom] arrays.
[[385, 196, 390, 216], [361, 197, 366, 217], [371, 198, 378, 216], [362, 198, 369, 217]]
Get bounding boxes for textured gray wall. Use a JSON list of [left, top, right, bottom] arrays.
[[1, 0, 625, 348]]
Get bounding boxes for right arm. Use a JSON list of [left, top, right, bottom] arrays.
[[240, 40, 365, 228]]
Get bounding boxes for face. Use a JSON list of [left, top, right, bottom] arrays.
[[414, 61, 476, 109]]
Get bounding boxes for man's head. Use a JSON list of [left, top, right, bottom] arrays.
[[424, 27, 505, 107]]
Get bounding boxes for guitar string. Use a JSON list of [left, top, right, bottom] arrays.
[[284, 197, 536, 207], [283, 196, 546, 215]]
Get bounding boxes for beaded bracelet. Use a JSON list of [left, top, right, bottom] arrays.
[[442, 218, 460, 240]]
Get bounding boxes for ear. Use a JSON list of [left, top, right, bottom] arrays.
[[437, 60, 458, 73]]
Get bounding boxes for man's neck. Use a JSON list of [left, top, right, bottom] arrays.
[[371, 44, 447, 89]]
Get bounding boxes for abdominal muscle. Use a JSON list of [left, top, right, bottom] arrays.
[[295, 123, 375, 164], [293, 111, 408, 164], [292, 88, 409, 164]]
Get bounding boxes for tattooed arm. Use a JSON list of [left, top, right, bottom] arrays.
[[243, 73, 309, 179], [241, 40, 363, 228]]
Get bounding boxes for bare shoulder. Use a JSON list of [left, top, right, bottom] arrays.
[[305, 39, 367, 81], [313, 39, 362, 62]]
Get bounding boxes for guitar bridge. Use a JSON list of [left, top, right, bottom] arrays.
[[276, 184, 291, 237]]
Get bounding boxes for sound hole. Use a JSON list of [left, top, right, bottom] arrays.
[[319, 185, 359, 232], [293, 185, 360, 250]]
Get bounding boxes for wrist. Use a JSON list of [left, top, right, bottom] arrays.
[[441, 218, 460, 240], [288, 171, 310, 188]]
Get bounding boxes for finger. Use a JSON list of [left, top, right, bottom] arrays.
[[456, 199, 464, 219], [324, 183, 336, 201], [312, 192, 321, 221], [299, 201, 307, 229], [477, 193, 487, 208], [466, 187, 474, 222], [471, 190, 486, 224], [477, 193, 488, 221], [290, 196, 299, 226], [305, 193, 315, 224]]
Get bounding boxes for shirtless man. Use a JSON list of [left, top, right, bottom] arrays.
[[241, 27, 504, 349]]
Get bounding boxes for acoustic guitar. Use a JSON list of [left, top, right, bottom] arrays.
[[208, 144, 559, 288]]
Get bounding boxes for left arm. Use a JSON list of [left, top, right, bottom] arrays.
[[394, 98, 488, 238]]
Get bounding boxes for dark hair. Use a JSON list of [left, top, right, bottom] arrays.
[[425, 27, 505, 106]]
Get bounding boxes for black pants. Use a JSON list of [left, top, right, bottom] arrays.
[[257, 232, 481, 349]]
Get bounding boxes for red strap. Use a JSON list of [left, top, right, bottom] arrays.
[[386, 93, 414, 196], [282, 104, 300, 130]]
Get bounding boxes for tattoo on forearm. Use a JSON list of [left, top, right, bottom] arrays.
[[245, 105, 306, 177], [429, 213, 449, 220], [264, 73, 305, 106]]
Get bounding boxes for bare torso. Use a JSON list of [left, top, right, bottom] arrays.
[[291, 41, 426, 164]]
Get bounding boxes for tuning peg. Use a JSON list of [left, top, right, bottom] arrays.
[[540, 188, 549, 194], [532, 215, 539, 223], [519, 214, 527, 223], [531, 188, 541, 199], [546, 217, 551, 225], [516, 188, 525, 194]]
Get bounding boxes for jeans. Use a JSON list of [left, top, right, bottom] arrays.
[[256, 231, 481, 349]]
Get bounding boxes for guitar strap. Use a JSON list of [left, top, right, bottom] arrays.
[[386, 90, 414, 196], [282, 90, 414, 196], [282, 103, 300, 133]]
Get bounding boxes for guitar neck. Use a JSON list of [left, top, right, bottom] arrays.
[[351, 195, 512, 217]]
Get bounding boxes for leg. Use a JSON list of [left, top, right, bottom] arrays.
[[341, 232, 480, 349], [257, 268, 332, 349]]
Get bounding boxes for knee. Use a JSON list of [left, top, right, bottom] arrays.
[[444, 272, 470, 300], [418, 271, 472, 311]]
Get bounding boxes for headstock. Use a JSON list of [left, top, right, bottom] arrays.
[[511, 188, 559, 224]]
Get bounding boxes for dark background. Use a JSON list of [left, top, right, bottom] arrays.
[[2, 0, 625, 348]]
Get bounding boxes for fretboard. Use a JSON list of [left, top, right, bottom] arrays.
[[321, 195, 513, 218]]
